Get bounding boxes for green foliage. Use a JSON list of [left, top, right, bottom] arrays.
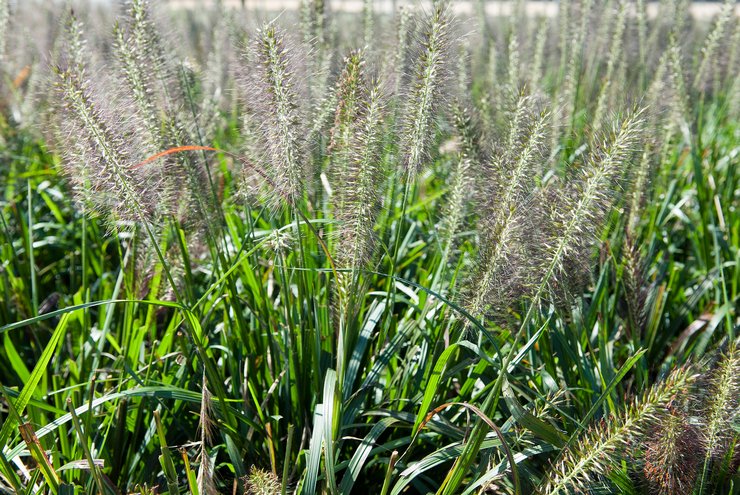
[[0, 0, 738, 494]]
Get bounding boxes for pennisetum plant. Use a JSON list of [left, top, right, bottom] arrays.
[[5, 0, 738, 492], [697, 344, 740, 492], [325, 49, 389, 402], [329, 51, 387, 305], [693, 0, 736, 95], [438, 100, 481, 260], [239, 22, 308, 212], [442, 107, 647, 494], [539, 107, 647, 300], [464, 95, 549, 327], [53, 13, 172, 231], [116, 0, 218, 234], [399, 2, 451, 179], [391, 5, 414, 101], [540, 366, 697, 495], [643, 407, 702, 494], [592, 0, 628, 134]]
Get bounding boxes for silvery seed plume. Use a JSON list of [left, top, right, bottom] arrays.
[[307, 79, 338, 166], [540, 366, 696, 495], [52, 14, 172, 231], [647, 41, 688, 127], [362, 0, 374, 50], [391, 6, 415, 100], [486, 34, 499, 92], [643, 408, 702, 495], [539, 108, 646, 302], [329, 50, 388, 305], [337, 82, 386, 271], [239, 23, 308, 211], [628, 43, 686, 234], [635, 0, 648, 86], [626, 145, 654, 236], [439, 100, 482, 256], [726, 22, 740, 92], [647, 0, 688, 61], [556, 0, 571, 77], [436, 45, 477, 249], [299, 0, 332, 112], [455, 44, 471, 98], [464, 96, 550, 324], [329, 50, 367, 214], [199, 12, 233, 142], [120, 0, 187, 111], [440, 153, 474, 256], [730, 71, 740, 119], [300, 0, 327, 47], [587, 0, 620, 79], [551, 0, 593, 149], [529, 19, 550, 93], [725, 24, 740, 116], [621, 233, 650, 337], [113, 22, 161, 151], [505, 33, 520, 109], [399, 2, 451, 177], [646, 40, 689, 168], [592, 0, 628, 134], [699, 344, 740, 465], [693, 0, 736, 94], [115, 0, 216, 231]]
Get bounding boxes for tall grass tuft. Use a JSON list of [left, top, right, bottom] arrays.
[[400, 2, 451, 177], [465, 95, 549, 323], [541, 366, 697, 495], [540, 108, 646, 299], [1, 0, 738, 493], [329, 49, 387, 315], [643, 408, 702, 495], [239, 23, 308, 210], [53, 13, 171, 230], [117, 0, 217, 232]]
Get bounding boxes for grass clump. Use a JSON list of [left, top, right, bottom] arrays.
[[0, 0, 738, 494]]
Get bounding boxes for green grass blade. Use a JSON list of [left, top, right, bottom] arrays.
[[0, 312, 69, 448]]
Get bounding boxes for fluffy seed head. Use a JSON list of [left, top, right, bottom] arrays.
[[399, 2, 451, 177], [328, 50, 388, 307], [643, 408, 702, 495], [540, 108, 646, 301], [464, 96, 550, 322], [542, 366, 696, 495], [699, 344, 740, 461], [244, 466, 280, 495], [239, 23, 307, 210], [52, 13, 173, 231]]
